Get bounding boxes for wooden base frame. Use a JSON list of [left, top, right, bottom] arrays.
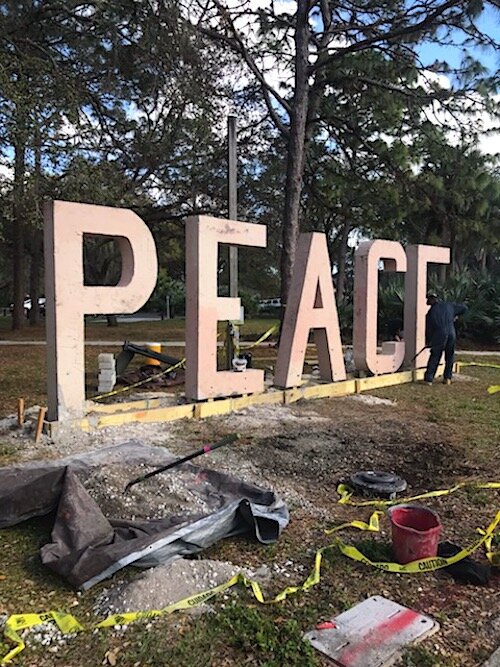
[[46, 363, 454, 436]]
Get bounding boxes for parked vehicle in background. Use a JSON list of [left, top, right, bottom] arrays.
[[258, 297, 281, 312], [26, 297, 46, 317], [9, 297, 46, 318]]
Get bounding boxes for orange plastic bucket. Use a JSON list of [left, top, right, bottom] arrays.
[[388, 505, 441, 564], [144, 343, 161, 366]]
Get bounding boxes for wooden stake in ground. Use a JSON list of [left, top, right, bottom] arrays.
[[34, 407, 46, 443], [17, 398, 25, 427]]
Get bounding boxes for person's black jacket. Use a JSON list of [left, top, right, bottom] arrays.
[[425, 301, 467, 348]]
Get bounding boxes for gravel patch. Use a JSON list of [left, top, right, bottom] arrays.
[[81, 459, 217, 521], [94, 558, 253, 616], [347, 394, 397, 406]]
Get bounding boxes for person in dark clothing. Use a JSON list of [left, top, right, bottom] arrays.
[[424, 293, 467, 385]]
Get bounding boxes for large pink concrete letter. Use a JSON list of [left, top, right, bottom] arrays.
[[184, 216, 266, 400], [353, 240, 407, 374], [44, 200, 158, 421], [274, 233, 346, 388], [404, 244, 450, 367]]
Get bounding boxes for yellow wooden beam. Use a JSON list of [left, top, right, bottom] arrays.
[[95, 403, 195, 428], [302, 379, 356, 400], [356, 370, 413, 391], [46, 362, 454, 434], [86, 397, 167, 414], [232, 391, 283, 410]]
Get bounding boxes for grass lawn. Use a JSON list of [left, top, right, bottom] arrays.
[[0, 316, 279, 418], [0, 325, 498, 666], [0, 316, 280, 342]]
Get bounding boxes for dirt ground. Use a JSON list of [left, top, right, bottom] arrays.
[[0, 372, 499, 666]]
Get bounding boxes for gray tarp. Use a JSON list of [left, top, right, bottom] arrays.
[[0, 443, 288, 590]]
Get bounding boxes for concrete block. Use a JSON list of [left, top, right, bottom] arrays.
[[98, 370, 116, 381], [98, 353, 115, 364], [483, 647, 500, 667]]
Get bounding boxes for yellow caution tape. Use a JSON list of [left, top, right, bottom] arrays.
[[459, 361, 500, 370], [2, 499, 499, 662], [2, 611, 83, 663], [324, 511, 383, 535], [458, 362, 500, 394], [336, 481, 500, 507], [477, 528, 499, 566], [92, 358, 186, 401], [336, 511, 500, 573], [241, 324, 278, 351], [227, 323, 278, 361], [95, 575, 244, 627]]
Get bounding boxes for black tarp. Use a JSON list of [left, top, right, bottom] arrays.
[[0, 443, 288, 590]]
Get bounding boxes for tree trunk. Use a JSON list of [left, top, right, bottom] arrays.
[[106, 315, 118, 327], [480, 250, 487, 271], [29, 129, 42, 326], [279, 0, 310, 309], [439, 218, 451, 284], [335, 223, 351, 303], [28, 231, 43, 325], [12, 121, 26, 331]]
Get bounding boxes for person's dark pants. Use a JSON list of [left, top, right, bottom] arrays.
[[424, 335, 456, 382]]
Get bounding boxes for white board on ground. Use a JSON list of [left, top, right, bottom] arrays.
[[304, 595, 439, 667]]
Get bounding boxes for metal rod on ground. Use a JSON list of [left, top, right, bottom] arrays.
[[410, 345, 428, 364], [226, 112, 238, 370], [124, 433, 240, 493], [17, 398, 25, 427], [34, 407, 46, 443]]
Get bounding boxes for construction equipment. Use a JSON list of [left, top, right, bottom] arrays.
[[116, 341, 180, 376], [348, 470, 407, 499], [410, 345, 428, 364], [124, 433, 240, 493]]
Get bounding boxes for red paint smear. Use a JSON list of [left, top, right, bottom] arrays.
[[339, 608, 419, 666], [316, 621, 337, 630]]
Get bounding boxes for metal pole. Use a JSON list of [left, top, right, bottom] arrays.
[[226, 113, 238, 369], [228, 113, 238, 296]]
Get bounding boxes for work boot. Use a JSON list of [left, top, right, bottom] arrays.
[[422, 380, 433, 386], [443, 378, 452, 385]]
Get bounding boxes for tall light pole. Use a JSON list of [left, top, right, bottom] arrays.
[[226, 113, 238, 368], [228, 113, 238, 297]]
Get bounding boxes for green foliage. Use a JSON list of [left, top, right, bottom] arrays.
[[354, 539, 393, 562], [239, 288, 260, 318], [377, 277, 405, 341], [147, 269, 186, 317], [214, 602, 317, 667], [136, 602, 319, 667], [338, 299, 354, 342], [428, 269, 500, 344], [402, 645, 443, 667]]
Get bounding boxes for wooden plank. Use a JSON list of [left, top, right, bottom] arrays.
[[232, 391, 284, 410], [86, 397, 166, 414], [34, 407, 47, 443], [96, 403, 194, 427], [196, 398, 233, 418], [17, 398, 25, 427], [48, 362, 449, 433], [302, 380, 356, 400], [284, 387, 304, 404], [357, 370, 413, 392]]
